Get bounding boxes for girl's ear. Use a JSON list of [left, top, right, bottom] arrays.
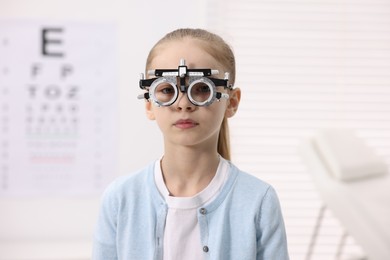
[[225, 88, 241, 118], [145, 100, 156, 120]]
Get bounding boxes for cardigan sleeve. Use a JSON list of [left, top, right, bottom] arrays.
[[257, 186, 290, 260], [92, 182, 120, 260]]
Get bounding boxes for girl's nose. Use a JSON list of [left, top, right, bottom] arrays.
[[174, 91, 196, 111]]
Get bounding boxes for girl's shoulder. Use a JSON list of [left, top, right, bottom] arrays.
[[228, 162, 280, 203], [230, 162, 272, 192], [101, 162, 155, 199]]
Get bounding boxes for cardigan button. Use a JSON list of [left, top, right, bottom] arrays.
[[203, 246, 209, 252], [199, 208, 207, 215]]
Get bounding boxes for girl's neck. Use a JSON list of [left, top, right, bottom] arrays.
[[160, 147, 220, 197]]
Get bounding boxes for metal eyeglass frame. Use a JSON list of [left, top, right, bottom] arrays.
[[138, 58, 232, 107]]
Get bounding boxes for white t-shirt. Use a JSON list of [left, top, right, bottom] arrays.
[[154, 157, 229, 260]]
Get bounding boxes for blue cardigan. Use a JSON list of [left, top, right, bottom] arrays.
[[93, 161, 289, 260]]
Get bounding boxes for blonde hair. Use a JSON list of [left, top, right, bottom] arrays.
[[146, 28, 236, 160]]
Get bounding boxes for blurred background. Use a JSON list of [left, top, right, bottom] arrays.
[[1, 0, 389, 259]]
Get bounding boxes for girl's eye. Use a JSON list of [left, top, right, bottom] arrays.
[[155, 83, 176, 103], [161, 87, 175, 94], [157, 83, 175, 95], [194, 83, 211, 93], [190, 82, 212, 102]]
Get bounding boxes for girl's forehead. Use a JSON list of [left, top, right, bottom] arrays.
[[150, 40, 221, 70]]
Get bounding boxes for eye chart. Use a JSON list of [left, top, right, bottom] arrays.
[[0, 21, 117, 196]]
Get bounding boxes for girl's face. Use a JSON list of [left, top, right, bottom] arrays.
[[145, 38, 240, 150]]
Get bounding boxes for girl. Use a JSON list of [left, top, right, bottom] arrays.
[[93, 28, 289, 260]]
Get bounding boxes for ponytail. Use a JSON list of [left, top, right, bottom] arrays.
[[218, 117, 231, 160]]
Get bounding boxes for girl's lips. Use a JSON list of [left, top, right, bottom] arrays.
[[174, 119, 199, 129]]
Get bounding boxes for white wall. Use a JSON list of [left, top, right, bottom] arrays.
[[0, 1, 205, 259]]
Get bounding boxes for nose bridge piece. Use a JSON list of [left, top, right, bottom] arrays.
[[178, 58, 187, 92], [179, 79, 186, 93]]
